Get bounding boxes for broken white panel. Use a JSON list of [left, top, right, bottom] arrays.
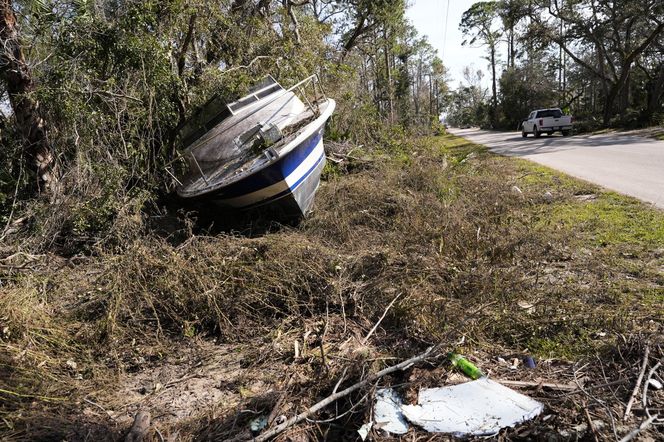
[[401, 378, 543, 436], [357, 422, 372, 441], [374, 388, 409, 434]]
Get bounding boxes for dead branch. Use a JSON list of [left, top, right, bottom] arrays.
[[618, 414, 658, 442], [220, 56, 272, 76], [496, 379, 577, 391], [284, 1, 302, 45], [237, 346, 438, 442], [642, 361, 661, 418], [623, 345, 649, 421], [361, 292, 402, 345], [584, 403, 600, 442]]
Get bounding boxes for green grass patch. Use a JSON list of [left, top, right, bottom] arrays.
[[539, 193, 664, 247]]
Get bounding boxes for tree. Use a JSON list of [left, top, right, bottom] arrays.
[[460, 1, 502, 127], [0, 0, 57, 193], [537, 0, 664, 125], [497, 0, 529, 68], [498, 63, 557, 128]]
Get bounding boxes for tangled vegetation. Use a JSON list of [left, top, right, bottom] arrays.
[[1, 133, 662, 440]]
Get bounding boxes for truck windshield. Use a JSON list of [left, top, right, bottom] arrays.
[[536, 109, 563, 118]]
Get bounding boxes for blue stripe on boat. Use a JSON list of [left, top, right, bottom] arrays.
[[239, 149, 326, 210], [219, 131, 322, 198]]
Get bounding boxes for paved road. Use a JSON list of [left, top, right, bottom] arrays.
[[449, 128, 664, 209]]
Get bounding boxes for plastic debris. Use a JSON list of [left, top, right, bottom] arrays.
[[401, 378, 543, 436], [374, 388, 409, 434], [448, 353, 484, 379], [249, 415, 268, 434], [648, 379, 662, 390], [523, 356, 536, 368], [357, 422, 373, 440]]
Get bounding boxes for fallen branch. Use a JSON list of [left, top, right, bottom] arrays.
[[584, 403, 600, 442], [618, 414, 658, 442], [642, 361, 661, 418], [496, 379, 577, 392], [237, 346, 438, 442], [361, 292, 402, 345], [623, 345, 649, 421]]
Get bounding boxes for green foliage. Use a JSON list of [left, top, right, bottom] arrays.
[[443, 0, 664, 129], [497, 64, 557, 129]]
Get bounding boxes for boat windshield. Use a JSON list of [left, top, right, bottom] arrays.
[[178, 76, 284, 148]]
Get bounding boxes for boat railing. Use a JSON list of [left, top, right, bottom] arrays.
[[228, 74, 326, 122], [166, 74, 328, 191]]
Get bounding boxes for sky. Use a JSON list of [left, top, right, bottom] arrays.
[[406, 0, 496, 90]]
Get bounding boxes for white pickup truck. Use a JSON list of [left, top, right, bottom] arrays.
[[521, 108, 573, 138]]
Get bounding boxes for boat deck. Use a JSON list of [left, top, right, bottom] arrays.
[[179, 91, 317, 195]]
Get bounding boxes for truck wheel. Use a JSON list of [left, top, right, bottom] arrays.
[[562, 130, 571, 136], [534, 126, 541, 138], [522, 129, 528, 138]]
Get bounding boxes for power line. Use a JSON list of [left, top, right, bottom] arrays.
[[442, 0, 451, 61]]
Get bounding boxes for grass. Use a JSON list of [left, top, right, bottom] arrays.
[[0, 131, 662, 440]]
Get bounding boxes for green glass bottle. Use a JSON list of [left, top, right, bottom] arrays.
[[448, 353, 485, 380]]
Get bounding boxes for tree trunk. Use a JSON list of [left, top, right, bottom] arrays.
[[644, 64, 664, 120], [603, 60, 638, 126], [510, 30, 515, 68], [0, 0, 57, 193], [341, 13, 367, 56], [383, 29, 394, 123], [490, 44, 497, 127]]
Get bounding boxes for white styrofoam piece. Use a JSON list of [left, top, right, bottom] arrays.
[[374, 388, 409, 434], [400, 378, 543, 436]]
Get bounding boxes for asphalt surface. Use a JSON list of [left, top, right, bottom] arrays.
[[449, 128, 664, 209]]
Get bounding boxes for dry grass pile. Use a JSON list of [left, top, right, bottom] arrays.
[[0, 133, 662, 440]]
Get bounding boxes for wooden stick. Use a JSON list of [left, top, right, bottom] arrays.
[[618, 414, 658, 442], [361, 292, 403, 345], [560, 378, 628, 396], [623, 345, 649, 421], [642, 361, 661, 414], [584, 404, 600, 442], [238, 346, 437, 442], [496, 379, 577, 391]]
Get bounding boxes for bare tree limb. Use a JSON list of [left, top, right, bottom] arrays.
[[125, 410, 151, 442], [361, 292, 402, 345], [618, 414, 658, 442], [623, 345, 649, 421], [219, 55, 273, 75], [284, 1, 302, 45]]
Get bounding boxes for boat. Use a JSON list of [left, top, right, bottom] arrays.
[[175, 75, 336, 217]]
